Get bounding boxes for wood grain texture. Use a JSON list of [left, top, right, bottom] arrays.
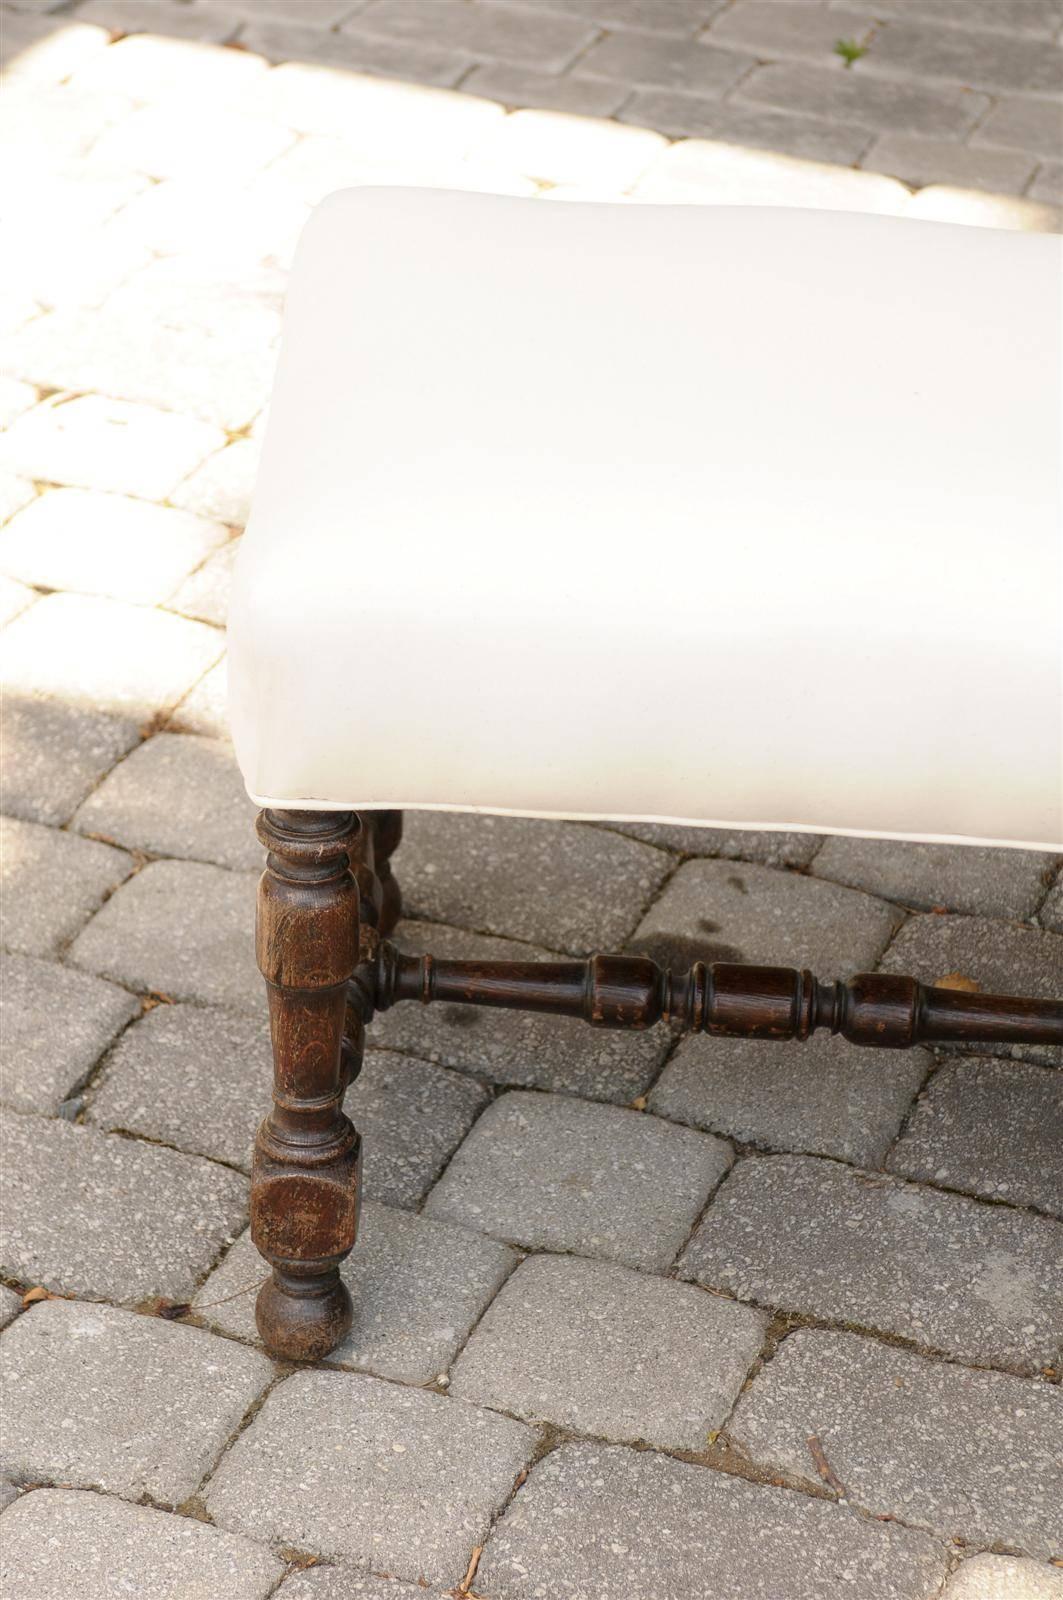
[[372, 947, 1063, 1048], [251, 808, 363, 1361]]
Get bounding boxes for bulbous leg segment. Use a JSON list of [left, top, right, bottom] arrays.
[[251, 1112, 361, 1360], [256, 1267, 354, 1363]]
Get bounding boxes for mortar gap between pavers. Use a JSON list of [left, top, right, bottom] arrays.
[[188, 1367, 295, 1509], [104, 1120, 255, 1181]]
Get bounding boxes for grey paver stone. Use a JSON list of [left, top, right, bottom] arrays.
[[477, 1440, 947, 1600], [1041, 867, 1063, 934], [0, 1490, 283, 1600], [580, 29, 753, 92], [0, 1109, 247, 1302], [277, 1570, 451, 1600], [462, 62, 629, 117], [0, 477, 35, 528], [941, 1554, 1063, 1599], [71, 0, 245, 42], [0, 15, 109, 82], [0, 292, 39, 340], [499, 0, 726, 27], [451, 1252, 766, 1449], [0, 576, 36, 626], [0, 378, 37, 430], [5, 223, 145, 314], [242, 19, 472, 84], [629, 856, 901, 976], [973, 97, 1063, 156], [862, 133, 1036, 194], [228, 0, 368, 21], [1030, 162, 1063, 207], [681, 1153, 1063, 1372], [480, 108, 667, 188], [857, 19, 1062, 95], [90, 103, 297, 184], [0, 816, 133, 958], [398, 811, 670, 952], [425, 1089, 731, 1269], [650, 1030, 929, 1166], [879, 913, 1063, 1064], [861, 0, 1058, 32], [0, 1299, 273, 1505], [812, 836, 1059, 919], [0, 692, 141, 827], [6, 211, 151, 312], [352, 0, 597, 72], [0, 1481, 16, 1512], [250, 126, 538, 203], [619, 92, 870, 164], [167, 655, 230, 738], [170, 439, 257, 527], [737, 61, 989, 137], [113, 177, 307, 274], [69, 31, 268, 98], [198, 1202, 517, 1383], [169, 539, 237, 626], [372, 920, 668, 1101], [633, 136, 911, 210], [0, 394, 226, 499], [73, 732, 261, 870], [0, 952, 139, 1116], [606, 821, 824, 866], [0, 1286, 23, 1330], [729, 1328, 1063, 1556], [242, 131, 402, 206], [206, 1369, 535, 1588], [0, 594, 224, 723], [69, 857, 260, 1011], [1, 84, 132, 178], [707, 2, 875, 63], [0, 489, 229, 606], [887, 1057, 1063, 1216], [86, 1001, 269, 1170], [352, 1051, 490, 1208], [240, 60, 504, 149], [905, 184, 1061, 232], [0, 292, 279, 431]]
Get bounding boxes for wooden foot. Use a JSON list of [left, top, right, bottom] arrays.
[[251, 808, 362, 1362]]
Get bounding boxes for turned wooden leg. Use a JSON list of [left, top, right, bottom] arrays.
[[372, 809, 403, 937], [251, 809, 362, 1361]]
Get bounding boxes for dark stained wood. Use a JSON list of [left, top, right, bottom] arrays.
[[371, 810, 403, 937], [251, 808, 363, 1361], [372, 946, 1063, 1049], [248, 802, 1058, 1365]]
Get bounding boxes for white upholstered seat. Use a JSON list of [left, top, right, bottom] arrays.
[[228, 187, 1063, 851]]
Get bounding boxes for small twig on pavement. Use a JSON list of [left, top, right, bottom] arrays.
[[192, 1277, 269, 1311], [455, 1545, 483, 1596], [807, 1434, 848, 1498]]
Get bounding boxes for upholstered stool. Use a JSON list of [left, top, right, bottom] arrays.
[[229, 187, 1063, 1361]]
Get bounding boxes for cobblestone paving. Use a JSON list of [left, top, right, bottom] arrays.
[[1, 5, 1061, 1596]]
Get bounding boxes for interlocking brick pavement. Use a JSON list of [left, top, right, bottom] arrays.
[[1, 5, 1061, 1594]]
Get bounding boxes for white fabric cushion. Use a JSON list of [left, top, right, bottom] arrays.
[[228, 187, 1063, 850]]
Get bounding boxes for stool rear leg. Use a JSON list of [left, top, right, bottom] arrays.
[[251, 808, 362, 1362], [372, 809, 403, 936]]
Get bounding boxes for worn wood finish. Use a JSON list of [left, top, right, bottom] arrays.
[[249, 806, 1058, 1362], [252, 808, 363, 1361], [372, 809, 403, 936], [372, 946, 1063, 1049]]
